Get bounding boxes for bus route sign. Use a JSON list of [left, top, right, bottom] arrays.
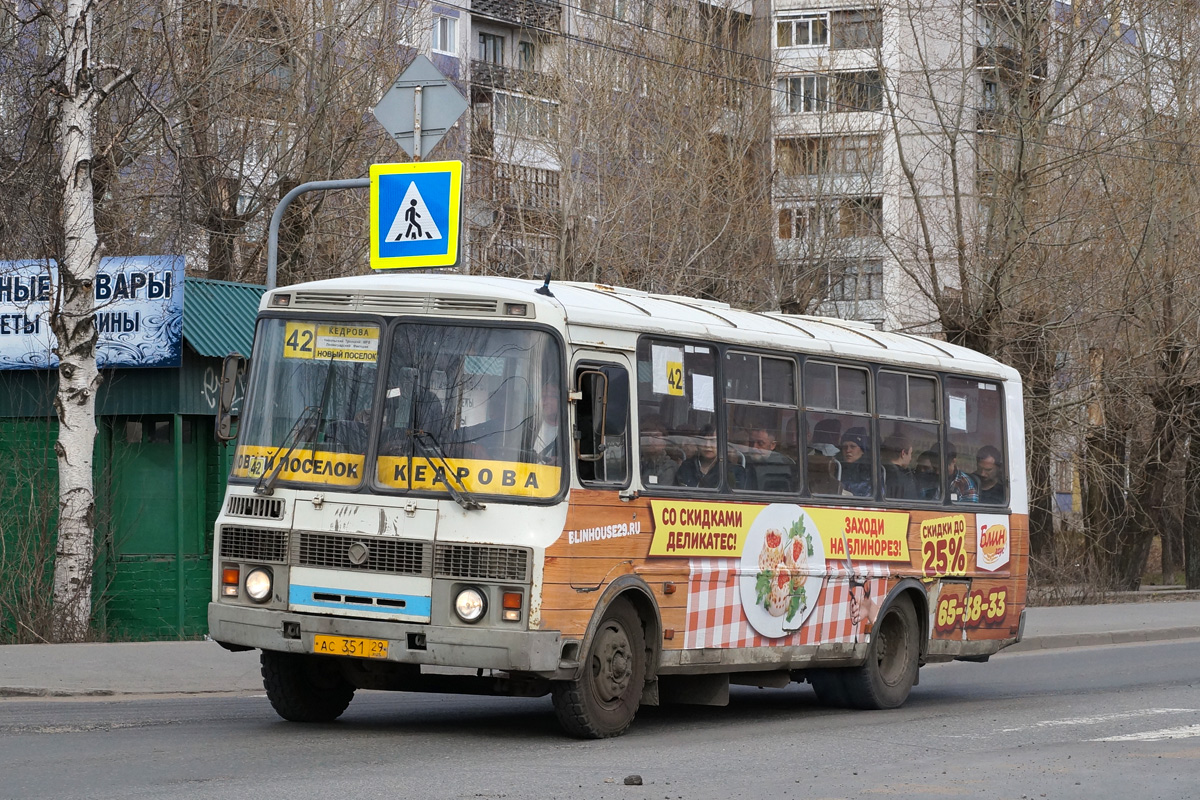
[[369, 161, 462, 270]]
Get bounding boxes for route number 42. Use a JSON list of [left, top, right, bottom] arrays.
[[284, 322, 316, 359], [666, 360, 684, 396]]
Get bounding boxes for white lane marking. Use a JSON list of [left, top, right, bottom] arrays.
[[999, 708, 1196, 733], [1093, 725, 1200, 742]]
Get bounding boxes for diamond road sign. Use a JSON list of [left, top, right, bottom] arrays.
[[372, 56, 469, 158]]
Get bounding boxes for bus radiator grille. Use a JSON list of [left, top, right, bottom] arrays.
[[220, 526, 289, 563], [434, 544, 530, 582], [225, 495, 285, 520], [295, 532, 430, 576]]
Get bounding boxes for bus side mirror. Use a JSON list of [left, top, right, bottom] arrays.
[[215, 352, 247, 442]]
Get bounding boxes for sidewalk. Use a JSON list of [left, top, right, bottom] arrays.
[[1, 601, 1198, 698]]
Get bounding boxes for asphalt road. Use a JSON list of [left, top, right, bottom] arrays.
[[1, 639, 1198, 800]]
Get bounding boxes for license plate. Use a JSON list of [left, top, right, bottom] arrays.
[[313, 634, 389, 659]]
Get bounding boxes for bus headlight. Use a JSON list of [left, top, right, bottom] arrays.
[[454, 587, 487, 623], [244, 568, 273, 603]]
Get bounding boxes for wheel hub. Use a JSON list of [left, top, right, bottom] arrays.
[[875, 611, 905, 685], [592, 623, 633, 703]]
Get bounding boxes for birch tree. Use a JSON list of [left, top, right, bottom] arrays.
[[50, 0, 133, 640]]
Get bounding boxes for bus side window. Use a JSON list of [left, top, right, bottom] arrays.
[[575, 364, 630, 487]]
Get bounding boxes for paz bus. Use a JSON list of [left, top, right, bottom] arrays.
[[209, 274, 1027, 738]]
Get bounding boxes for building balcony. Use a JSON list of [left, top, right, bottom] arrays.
[[975, 45, 1047, 80], [976, 108, 999, 131], [471, 0, 560, 29], [471, 60, 559, 98], [472, 158, 561, 218]]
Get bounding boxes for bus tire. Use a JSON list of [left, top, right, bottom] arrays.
[[807, 669, 851, 708], [261, 650, 356, 723], [843, 593, 919, 710], [551, 599, 646, 738]]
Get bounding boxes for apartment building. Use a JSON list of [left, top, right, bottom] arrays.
[[456, 0, 1024, 328]]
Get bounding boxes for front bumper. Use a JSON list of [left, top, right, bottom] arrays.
[[208, 603, 564, 677]]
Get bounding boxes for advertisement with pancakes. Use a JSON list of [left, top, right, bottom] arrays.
[[543, 491, 1025, 652]]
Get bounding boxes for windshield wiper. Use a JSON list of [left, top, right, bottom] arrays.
[[411, 429, 485, 511], [253, 405, 319, 495], [255, 358, 337, 496]]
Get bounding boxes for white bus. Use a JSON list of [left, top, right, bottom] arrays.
[[210, 274, 1027, 738]]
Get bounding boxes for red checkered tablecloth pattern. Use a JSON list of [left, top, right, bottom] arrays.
[[683, 558, 889, 649]]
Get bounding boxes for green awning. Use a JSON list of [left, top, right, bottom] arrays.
[[182, 278, 264, 358]]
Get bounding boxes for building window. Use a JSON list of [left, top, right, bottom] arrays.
[[834, 71, 883, 112], [837, 196, 883, 238], [494, 92, 558, 138], [776, 138, 827, 176], [479, 32, 504, 64], [639, 0, 654, 26], [778, 75, 829, 113], [776, 13, 828, 47], [780, 73, 880, 113], [776, 136, 881, 176], [777, 204, 836, 240], [518, 40, 536, 70], [432, 14, 457, 55], [827, 259, 883, 301], [982, 79, 999, 110], [830, 9, 882, 50]]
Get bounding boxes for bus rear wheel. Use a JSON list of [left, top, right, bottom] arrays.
[[261, 650, 356, 722], [844, 594, 919, 710], [552, 599, 646, 738]]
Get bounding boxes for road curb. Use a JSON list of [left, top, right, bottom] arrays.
[[1009, 626, 1200, 653], [0, 687, 116, 698], [0, 686, 256, 699]]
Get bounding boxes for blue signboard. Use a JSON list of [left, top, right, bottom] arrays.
[[370, 161, 462, 270], [0, 255, 184, 369]]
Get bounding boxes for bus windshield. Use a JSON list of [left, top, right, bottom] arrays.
[[234, 319, 382, 488], [232, 318, 564, 499], [374, 323, 563, 500]]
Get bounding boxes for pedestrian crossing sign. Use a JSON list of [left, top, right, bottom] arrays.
[[369, 161, 462, 270]]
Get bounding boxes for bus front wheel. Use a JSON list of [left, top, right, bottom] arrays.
[[552, 599, 646, 738], [261, 650, 356, 722], [843, 593, 919, 710]]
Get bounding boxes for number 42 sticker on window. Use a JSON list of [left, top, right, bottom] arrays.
[[651, 344, 685, 397], [283, 322, 380, 363]]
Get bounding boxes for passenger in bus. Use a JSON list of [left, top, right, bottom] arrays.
[[838, 427, 873, 497], [946, 445, 979, 502], [639, 416, 679, 487], [747, 427, 795, 492], [747, 427, 790, 464], [675, 424, 748, 489], [973, 445, 1006, 504], [915, 449, 942, 500], [880, 435, 917, 500]]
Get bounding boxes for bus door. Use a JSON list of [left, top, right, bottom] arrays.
[[572, 358, 631, 488]]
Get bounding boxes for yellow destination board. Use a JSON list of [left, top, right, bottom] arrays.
[[376, 456, 561, 499], [283, 323, 379, 363], [233, 445, 365, 487]]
